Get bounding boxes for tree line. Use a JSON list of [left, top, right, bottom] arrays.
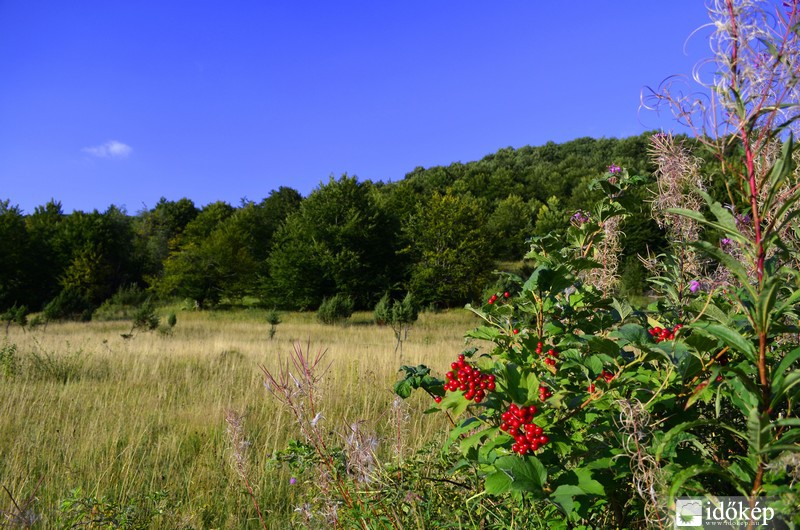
[[1, 132, 690, 319]]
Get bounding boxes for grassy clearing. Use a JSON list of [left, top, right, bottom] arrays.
[[0, 308, 478, 528]]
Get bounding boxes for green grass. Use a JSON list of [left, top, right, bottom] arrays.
[[0, 308, 477, 528]]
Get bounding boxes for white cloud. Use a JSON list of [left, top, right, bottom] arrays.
[[83, 140, 132, 159]]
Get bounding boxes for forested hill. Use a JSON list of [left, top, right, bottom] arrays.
[[0, 131, 675, 318]]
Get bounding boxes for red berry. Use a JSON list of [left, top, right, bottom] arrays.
[[433, 396, 442, 403]]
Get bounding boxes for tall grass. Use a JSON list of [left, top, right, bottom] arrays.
[[0, 309, 475, 528]]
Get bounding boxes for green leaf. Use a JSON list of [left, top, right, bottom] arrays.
[[771, 346, 800, 396], [465, 325, 503, 341], [755, 276, 780, 333], [688, 299, 731, 326], [726, 367, 763, 408], [667, 207, 745, 245], [693, 241, 755, 297], [393, 379, 412, 399], [570, 468, 605, 495], [526, 372, 542, 403], [610, 323, 649, 345], [484, 469, 513, 495], [771, 370, 800, 411], [693, 323, 757, 361], [582, 355, 604, 376], [501, 363, 527, 404], [610, 298, 633, 321], [668, 464, 736, 499], [585, 336, 620, 356], [550, 485, 583, 515], [655, 420, 705, 460], [492, 455, 547, 493], [655, 419, 744, 460], [764, 135, 795, 212], [440, 388, 471, 418], [460, 427, 497, 454], [747, 408, 770, 454]]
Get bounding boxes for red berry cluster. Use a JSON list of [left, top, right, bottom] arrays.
[[500, 403, 549, 455], [538, 385, 552, 400], [487, 291, 511, 305], [648, 324, 683, 343], [588, 369, 614, 392], [535, 342, 558, 367], [442, 354, 496, 403]]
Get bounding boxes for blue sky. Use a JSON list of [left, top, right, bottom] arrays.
[[0, 1, 714, 214]]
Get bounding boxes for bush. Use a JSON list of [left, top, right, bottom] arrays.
[[266, 309, 281, 339], [93, 284, 149, 321], [374, 293, 419, 353], [0, 339, 18, 378], [316, 294, 353, 325], [59, 488, 189, 530], [1, 304, 27, 332], [26, 343, 87, 383], [43, 288, 92, 322]]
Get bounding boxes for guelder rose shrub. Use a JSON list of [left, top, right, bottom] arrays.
[[397, 1, 800, 522]]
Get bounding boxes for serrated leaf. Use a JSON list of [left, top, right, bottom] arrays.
[[583, 355, 604, 375], [543, 321, 565, 336], [484, 469, 513, 495], [393, 379, 412, 399], [440, 388, 471, 418], [460, 427, 496, 453], [585, 336, 620, 357], [610, 298, 633, 321], [466, 326, 503, 342], [610, 323, 649, 345], [571, 468, 605, 495], [502, 363, 526, 404], [492, 455, 547, 493], [550, 485, 582, 515]]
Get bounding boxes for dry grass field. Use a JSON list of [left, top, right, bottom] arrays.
[[0, 308, 479, 528]]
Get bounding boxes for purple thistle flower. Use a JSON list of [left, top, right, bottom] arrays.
[[689, 280, 701, 293], [289, 477, 297, 485]]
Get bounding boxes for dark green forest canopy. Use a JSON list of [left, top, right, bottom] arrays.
[[2, 132, 697, 315]]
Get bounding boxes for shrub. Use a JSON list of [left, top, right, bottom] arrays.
[[1, 304, 27, 333], [374, 292, 419, 353], [93, 284, 149, 321], [0, 339, 18, 378], [43, 288, 92, 322], [266, 309, 281, 339], [132, 303, 160, 332], [26, 342, 86, 383], [58, 488, 189, 530], [316, 294, 353, 325]]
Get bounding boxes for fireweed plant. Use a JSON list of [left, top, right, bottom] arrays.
[[396, 2, 800, 527]]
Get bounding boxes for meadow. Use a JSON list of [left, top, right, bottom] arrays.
[[0, 308, 478, 528]]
